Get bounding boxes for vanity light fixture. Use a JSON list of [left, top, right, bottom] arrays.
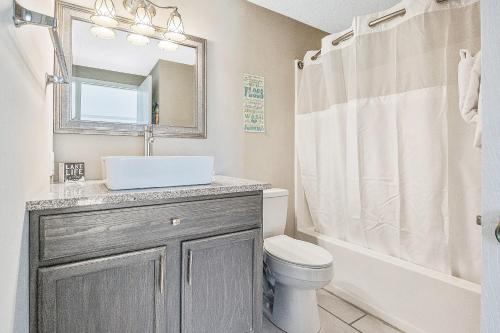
[[90, 0, 187, 48], [91, 0, 118, 28], [130, 5, 155, 36], [164, 8, 187, 42]]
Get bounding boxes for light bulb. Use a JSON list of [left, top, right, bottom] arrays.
[[158, 40, 179, 52], [130, 6, 155, 36], [164, 9, 187, 42], [127, 33, 150, 46], [91, 0, 118, 28], [90, 26, 116, 39]]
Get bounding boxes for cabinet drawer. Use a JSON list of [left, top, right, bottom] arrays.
[[39, 195, 262, 261]]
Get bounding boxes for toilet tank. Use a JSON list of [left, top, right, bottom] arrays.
[[263, 188, 289, 239]]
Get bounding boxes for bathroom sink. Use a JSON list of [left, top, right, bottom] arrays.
[[102, 156, 215, 190]]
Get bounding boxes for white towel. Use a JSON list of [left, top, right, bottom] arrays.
[[458, 49, 482, 148]]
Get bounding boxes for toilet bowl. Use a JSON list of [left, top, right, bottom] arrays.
[[263, 189, 334, 333]]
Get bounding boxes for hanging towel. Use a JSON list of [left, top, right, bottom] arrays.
[[458, 50, 482, 148]]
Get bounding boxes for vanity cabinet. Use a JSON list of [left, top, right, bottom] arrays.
[[29, 192, 263, 333], [181, 230, 261, 333], [37, 248, 167, 333]]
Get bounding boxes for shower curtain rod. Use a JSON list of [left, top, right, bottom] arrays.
[[298, 0, 449, 68]]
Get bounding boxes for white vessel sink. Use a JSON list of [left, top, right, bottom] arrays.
[[102, 156, 215, 190]]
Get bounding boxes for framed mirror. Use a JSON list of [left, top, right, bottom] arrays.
[[54, 1, 206, 138]]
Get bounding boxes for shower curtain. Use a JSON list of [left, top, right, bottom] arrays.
[[296, 0, 481, 283]]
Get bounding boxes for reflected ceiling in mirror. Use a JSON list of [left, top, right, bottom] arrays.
[[72, 20, 196, 75]]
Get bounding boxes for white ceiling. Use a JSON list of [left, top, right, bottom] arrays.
[[247, 0, 401, 33]]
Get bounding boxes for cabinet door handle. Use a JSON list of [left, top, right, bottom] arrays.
[[187, 250, 193, 286], [159, 254, 165, 294]]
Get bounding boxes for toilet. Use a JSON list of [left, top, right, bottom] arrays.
[[263, 188, 334, 333]]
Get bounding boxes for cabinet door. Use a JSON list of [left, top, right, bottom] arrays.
[[181, 229, 263, 333], [38, 247, 167, 333]]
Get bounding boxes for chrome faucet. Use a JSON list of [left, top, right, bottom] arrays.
[[144, 125, 155, 156]]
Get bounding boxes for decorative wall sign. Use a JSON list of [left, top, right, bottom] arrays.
[[58, 162, 85, 182], [243, 73, 265, 133]]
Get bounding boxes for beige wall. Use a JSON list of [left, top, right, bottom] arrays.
[[150, 60, 196, 127], [0, 0, 53, 331], [54, 0, 326, 234]]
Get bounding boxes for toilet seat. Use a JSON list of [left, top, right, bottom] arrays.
[[264, 236, 334, 285], [264, 235, 333, 268]]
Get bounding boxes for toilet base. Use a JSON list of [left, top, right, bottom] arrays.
[[265, 282, 320, 333]]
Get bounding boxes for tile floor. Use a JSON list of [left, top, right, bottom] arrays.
[[263, 289, 403, 333]]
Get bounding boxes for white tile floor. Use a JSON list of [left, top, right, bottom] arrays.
[[263, 289, 403, 333]]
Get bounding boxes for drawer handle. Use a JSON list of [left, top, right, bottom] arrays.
[[172, 218, 181, 226]]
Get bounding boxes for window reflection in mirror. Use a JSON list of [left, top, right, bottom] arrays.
[[71, 19, 196, 127]]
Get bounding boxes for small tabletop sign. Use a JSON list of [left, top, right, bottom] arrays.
[[58, 162, 85, 182], [243, 73, 265, 133]]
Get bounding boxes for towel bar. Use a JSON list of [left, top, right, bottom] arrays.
[[12, 0, 69, 85]]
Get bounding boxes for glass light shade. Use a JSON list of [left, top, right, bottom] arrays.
[[91, 0, 118, 28], [127, 33, 150, 46], [164, 9, 186, 42], [130, 6, 155, 36], [158, 40, 179, 52], [90, 26, 116, 39]]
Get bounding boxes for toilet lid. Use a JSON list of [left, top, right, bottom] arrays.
[[264, 235, 333, 268]]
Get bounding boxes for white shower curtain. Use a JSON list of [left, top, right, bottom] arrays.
[[296, 0, 481, 283]]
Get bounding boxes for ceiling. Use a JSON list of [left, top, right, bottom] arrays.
[[247, 0, 401, 33]]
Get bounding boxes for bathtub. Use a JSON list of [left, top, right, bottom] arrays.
[[296, 227, 480, 333], [294, 177, 480, 333]]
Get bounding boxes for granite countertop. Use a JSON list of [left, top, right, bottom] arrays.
[[26, 176, 271, 211]]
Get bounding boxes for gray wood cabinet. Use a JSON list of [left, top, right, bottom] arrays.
[[30, 192, 263, 333], [181, 230, 262, 333], [38, 248, 167, 333]]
